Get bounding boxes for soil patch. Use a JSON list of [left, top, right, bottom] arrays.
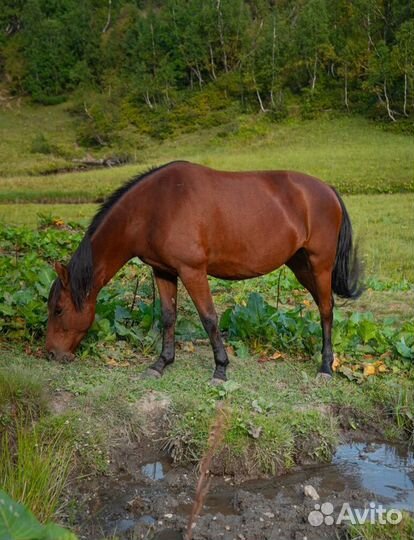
[[67, 438, 413, 540]]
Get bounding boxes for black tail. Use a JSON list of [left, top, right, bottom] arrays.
[[331, 188, 364, 299]]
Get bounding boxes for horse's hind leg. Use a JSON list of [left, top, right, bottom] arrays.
[[286, 249, 318, 301], [310, 262, 335, 377], [148, 270, 177, 377], [287, 249, 334, 376], [179, 267, 229, 383]]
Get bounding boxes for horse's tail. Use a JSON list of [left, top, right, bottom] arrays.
[[331, 187, 364, 299]]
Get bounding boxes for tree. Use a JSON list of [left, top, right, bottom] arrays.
[[365, 40, 397, 120], [295, 0, 330, 92], [393, 20, 414, 116]]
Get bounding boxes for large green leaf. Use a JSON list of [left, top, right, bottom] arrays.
[[0, 491, 43, 540], [0, 490, 77, 540]]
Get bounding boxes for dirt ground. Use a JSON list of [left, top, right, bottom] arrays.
[[66, 430, 413, 540]]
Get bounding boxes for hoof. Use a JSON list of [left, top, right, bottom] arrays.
[[316, 372, 332, 383], [142, 368, 162, 379], [210, 377, 226, 386]]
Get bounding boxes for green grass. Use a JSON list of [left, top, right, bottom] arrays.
[[0, 365, 72, 523], [1, 104, 412, 281], [346, 512, 414, 540], [0, 427, 72, 523], [0, 365, 49, 431], [346, 194, 414, 282], [0, 203, 97, 226], [0, 111, 413, 202], [1, 345, 412, 480], [0, 101, 83, 177]]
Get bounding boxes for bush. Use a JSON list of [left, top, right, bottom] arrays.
[[30, 133, 54, 155]]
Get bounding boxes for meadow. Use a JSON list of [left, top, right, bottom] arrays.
[[1, 114, 414, 203], [0, 103, 413, 539]]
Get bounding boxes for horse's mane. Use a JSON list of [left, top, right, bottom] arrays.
[[49, 161, 187, 311]]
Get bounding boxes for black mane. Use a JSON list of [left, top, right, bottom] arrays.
[[88, 161, 185, 236], [49, 161, 187, 311]]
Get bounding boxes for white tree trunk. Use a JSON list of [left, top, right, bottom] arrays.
[[344, 64, 349, 111], [209, 44, 217, 81], [102, 0, 112, 33], [383, 79, 396, 121], [144, 91, 154, 109], [192, 64, 203, 89], [217, 0, 228, 73], [253, 76, 268, 112], [270, 13, 277, 107], [403, 72, 408, 116], [311, 54, 318, 92]]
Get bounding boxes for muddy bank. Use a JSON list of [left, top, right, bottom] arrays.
[[69, 440, 413, 540]]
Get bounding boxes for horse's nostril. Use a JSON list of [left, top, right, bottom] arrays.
[[47, 350, 75, 363]]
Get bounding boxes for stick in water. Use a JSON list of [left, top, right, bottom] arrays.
[[185, 402, 229, 540]]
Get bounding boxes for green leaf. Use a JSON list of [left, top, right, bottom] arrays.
[[0, 492, 78, 540], [219, 308, 232, 331], [0, 490, 44, 540], [396, 338, 413, 359]]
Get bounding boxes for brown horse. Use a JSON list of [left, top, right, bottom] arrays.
[[46, 161, 362, 383]]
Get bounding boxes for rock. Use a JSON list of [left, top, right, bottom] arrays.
[[303, 485, 320, 500], [263, 511, 275, 519]]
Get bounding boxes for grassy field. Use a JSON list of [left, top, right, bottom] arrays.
[[0, 343, 412, 477], [0, 203, 97, 226], [0, 102, 82, 177], [0, 105, 413, 202], [1, 102, 413, 538]]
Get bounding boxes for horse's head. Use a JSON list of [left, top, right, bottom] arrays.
[[46, 262, 95, 362]]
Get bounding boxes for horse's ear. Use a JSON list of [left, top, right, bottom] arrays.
[[54, 262, 69, 289]]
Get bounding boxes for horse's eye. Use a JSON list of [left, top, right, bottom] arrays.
[[54, 306, 63, 317]]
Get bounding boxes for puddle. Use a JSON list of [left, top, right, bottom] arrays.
[[84, 441, 414, 539], [246, 442, 413, 511], [200, 441, 414, 514], [141, 461, 166, 481], [332, 442, 414, 511]]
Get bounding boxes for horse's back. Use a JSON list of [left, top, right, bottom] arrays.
[[140, 162, 341, 278]]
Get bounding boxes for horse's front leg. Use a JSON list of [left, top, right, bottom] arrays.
[[147, 270, 177, 377], [179, 267, 229, 384]]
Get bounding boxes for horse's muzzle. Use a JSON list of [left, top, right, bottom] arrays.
[[47, 350, 75, 363]]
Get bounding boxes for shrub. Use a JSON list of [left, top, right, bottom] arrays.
[[30, 134, 54, 155]]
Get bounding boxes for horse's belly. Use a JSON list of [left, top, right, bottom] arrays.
[[206, 231, 299, 280]]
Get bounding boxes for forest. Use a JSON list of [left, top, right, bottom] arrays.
[[1, 0, 414, 147]]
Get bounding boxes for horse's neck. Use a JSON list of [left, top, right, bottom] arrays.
[[90, 218, 134, 294]]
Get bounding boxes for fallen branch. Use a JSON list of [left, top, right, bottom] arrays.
[[72, 155, 129, 168], [186, 402, 229, 540]]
